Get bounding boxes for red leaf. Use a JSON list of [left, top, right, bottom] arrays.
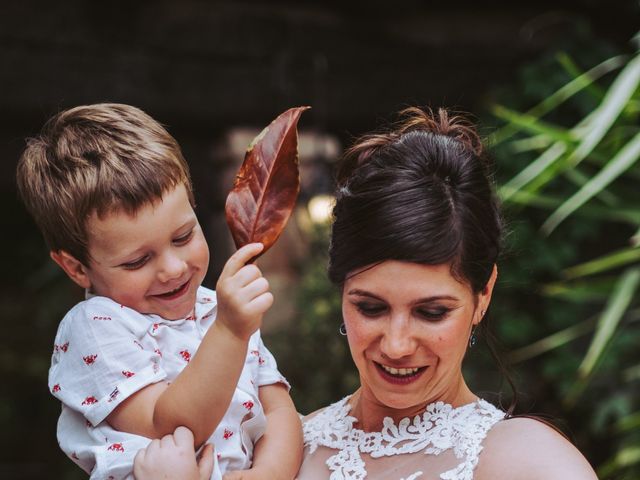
[[225, 106, 310, 260]]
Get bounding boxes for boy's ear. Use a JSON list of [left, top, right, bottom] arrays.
[[50, 250, 91, 289]]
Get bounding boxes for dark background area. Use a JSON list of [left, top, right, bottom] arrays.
[[1, 1, 638, 478]]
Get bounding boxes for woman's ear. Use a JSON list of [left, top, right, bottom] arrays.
[[474, 264, 498, 325], [50, 250, 92, 289]]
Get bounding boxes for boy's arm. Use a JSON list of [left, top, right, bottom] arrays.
[[225, 383, 303, 480], [107, 243, 272, 447]]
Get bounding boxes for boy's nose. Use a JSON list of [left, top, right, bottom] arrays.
[[158, 253, 187, 283]]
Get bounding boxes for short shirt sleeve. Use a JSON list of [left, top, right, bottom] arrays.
[[49, 297, 166, 426], [254, 333, 290, 390]]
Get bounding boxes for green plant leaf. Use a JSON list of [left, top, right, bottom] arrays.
[[491, 105, 576, 143], [499, 142, 567, 202], [503, 189, 640, 224], [598, 445, 640, 478], [507, 316, 596, 364], [490, 54, 627, 145], [542, 131, 640, 233], [563, 247, 640, 279], [578, 267, 640, 379], [560, 52, 640, 174]]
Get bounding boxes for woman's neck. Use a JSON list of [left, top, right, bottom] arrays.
[[349, 379, 477, 432]]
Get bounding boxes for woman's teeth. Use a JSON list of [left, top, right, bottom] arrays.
[[380, 364, 420, 376]]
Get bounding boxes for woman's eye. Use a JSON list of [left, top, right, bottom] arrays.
[[355, 302, 387, 317], [416, 307, 450, 321], [121, 256, 149, 270], [173, 229, 194, 245]]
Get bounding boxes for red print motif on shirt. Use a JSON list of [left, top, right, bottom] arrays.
[[83, 354, 98, 365], [243, 401, 254, 410], [223, 429, 233, 439], [92, 315, 112, 321], [108, 387, 120, 403], [154, 348, 163, 357], [258, 356, 265, 366], [108, 443, 125, 452], [122, 370, 135, 378], [250, 350, 259, 357], [82, 396, 97, 405], [152, 323, 159, 333], [202, 311, 213, 320], [180, 350, 191, 362], [52, 384, 61, 393], [58, 342, 69, 352], [203, 296, 213, 302]]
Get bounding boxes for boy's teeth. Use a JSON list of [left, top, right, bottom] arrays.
[[381, 364, 420, 376]]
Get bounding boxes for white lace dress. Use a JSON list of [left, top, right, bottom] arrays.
[[299, 397, 505, 480]]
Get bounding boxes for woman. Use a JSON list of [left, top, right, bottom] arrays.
[[135, 107, 598, 480]]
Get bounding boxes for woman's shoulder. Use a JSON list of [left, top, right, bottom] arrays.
[[475, 416, 598, 480]]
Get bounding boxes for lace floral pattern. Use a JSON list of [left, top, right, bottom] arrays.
[[303, 397, 505, 480]]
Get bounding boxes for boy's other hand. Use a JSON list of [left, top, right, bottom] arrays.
[[215, 243, 273, 341], [133, 426, 214, 480]]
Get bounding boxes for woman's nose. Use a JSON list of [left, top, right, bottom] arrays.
[[380, 317, 417, 360], [157, 251, 187, 283]]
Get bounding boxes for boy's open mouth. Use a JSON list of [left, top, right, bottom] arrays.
[[154, 279, 190, 299]]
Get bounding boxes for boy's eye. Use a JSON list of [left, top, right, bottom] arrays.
[[415, 306, 450, 321], [120, 256, 150, 270], [173, 229, 194, 245], [355, 302, 387, 317]]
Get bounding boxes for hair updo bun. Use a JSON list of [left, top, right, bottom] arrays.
[[328, 107, 502, 293]]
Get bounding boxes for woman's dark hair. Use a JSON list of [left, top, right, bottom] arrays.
[[329, 106, 501, 293], [329, 107, 519, 414]]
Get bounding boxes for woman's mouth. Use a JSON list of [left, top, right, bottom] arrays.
[[374, 362, 427, 384]]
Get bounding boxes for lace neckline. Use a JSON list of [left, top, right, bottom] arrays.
[[303, 396, 505, 480]]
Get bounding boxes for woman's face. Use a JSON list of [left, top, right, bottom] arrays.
[[342, 260, 495, 413]]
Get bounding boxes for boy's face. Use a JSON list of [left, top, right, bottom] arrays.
[[83, 184, 210, 320]]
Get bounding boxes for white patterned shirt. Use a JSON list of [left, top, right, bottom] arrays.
[[49, 286, 288, 480]]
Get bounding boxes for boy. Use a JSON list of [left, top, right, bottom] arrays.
[[16, 104, 302, 479]]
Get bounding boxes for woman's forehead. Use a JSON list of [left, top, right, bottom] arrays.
[[343, 260, 473, 298]]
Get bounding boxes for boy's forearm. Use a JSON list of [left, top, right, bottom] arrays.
[[153, 319, 248, 446], [251, 399, 303, 479]]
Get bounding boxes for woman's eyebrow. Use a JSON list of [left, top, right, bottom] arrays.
[[346, 289, 383, 300], [347, 289, 459, 303]]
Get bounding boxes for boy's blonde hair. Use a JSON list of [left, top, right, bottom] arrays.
[[16, 103, 194, 266]]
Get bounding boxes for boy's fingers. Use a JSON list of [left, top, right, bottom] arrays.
[[247, 292, 274, 315], [160, 432, 176, 449], [172, 425, 195, 446], [220, 243, 264, 278], [133, 448, 147, 469], [240, 277, 270, 301], [198, 444, 215, 480], [146, 438, 161, 455]]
